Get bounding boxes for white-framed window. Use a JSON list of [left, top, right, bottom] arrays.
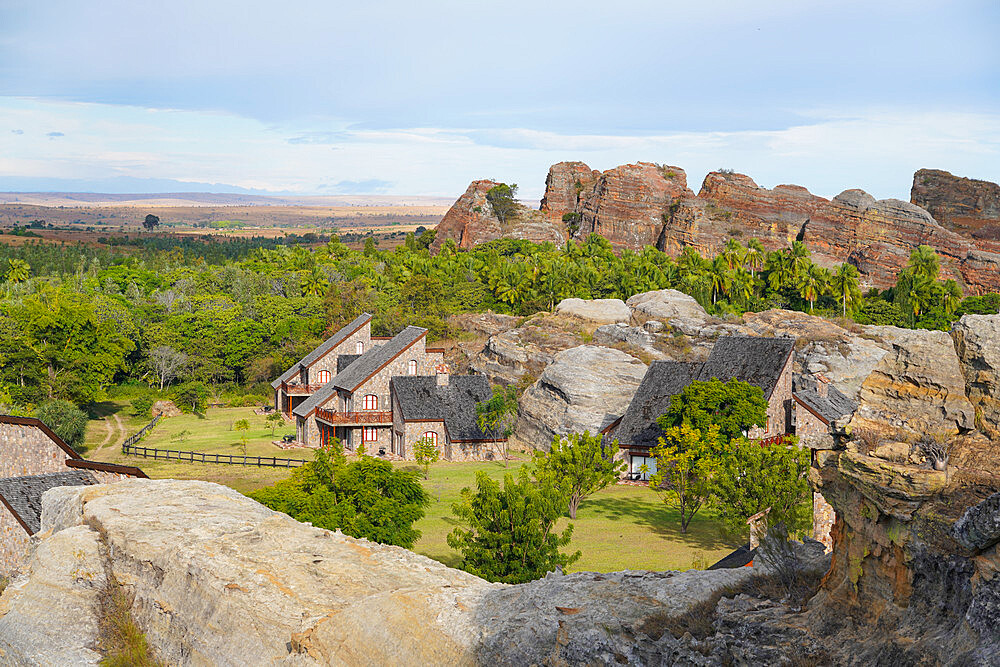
[[408, 360, 417, 375], [630, 455, 657, 482], [363, 427, 378, 443], [317, 369, 331, 384], [355, 341, 365, 354], [421, 431, 438, 446], [362, 394, 378, 411]]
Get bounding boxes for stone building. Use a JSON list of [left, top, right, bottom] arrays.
[[282, 321, 501, 460], [607, 336, 796, 481], [0, 415, 147, 575]]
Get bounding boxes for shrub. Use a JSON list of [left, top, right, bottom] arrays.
[[130, 397, 153, 418], [35, 399, 88, 452]]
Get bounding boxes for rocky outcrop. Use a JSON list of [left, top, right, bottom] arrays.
[[431, 180, 564, 250], [467, 313, 593, 385], [513, 345, 646, 450], [539, 161, 599, 216], [3, 479, 780, 666], [555, 297, 631, 325], [952, 314, 1000, 440], [912, 169, 1000, 250], [851, 326, 976, 436], [626, 288, 708, 323], [577, 162, 693, 249]]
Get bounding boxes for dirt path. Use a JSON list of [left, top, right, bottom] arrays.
[[95, 413, 127, 454], [97, 418, 114, 449], [112, 414, 126, 446]]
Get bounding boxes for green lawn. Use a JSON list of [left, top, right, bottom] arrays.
[[92, 406, 740, 572], [408, 459, 736, 573]]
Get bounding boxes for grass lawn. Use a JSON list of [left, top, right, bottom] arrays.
[[408, 459, 737, 573]]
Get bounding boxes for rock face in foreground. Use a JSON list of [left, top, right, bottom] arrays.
[[513, 345, 647, 450], [952, 314, 1000, 440], [912, 168, 1000, 250], [0, 479, 769, 666]]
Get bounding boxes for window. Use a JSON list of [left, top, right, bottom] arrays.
[[408, 360, 417, 375], [316, 369, 331, 384], [421, 431, 438, 446], [362, 394, 378, 411], [630, 455, 657, 482], [363, 427, 378, 443], [355, 341, 364, 354]]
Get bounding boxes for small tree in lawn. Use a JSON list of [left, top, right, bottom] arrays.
[[447, 468, 580, 584], [173, 381, 209, 414], [266, 411, 284, 436], [649, 423, 721, 533], [142, 214, 160, 231], [533, 431, 625, 519], [413, 435, 440, 480], [234, 418, 250, 455], [476, 385, 519, 467]]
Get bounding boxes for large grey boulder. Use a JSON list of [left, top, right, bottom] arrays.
[[851, 327, 975, 436], [514, 345, 647, 450], [556, 298, 631, 325], [626, 289, 709, 323], [952, 314, 1000, 440]]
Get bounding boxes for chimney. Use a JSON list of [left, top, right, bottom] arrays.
[[436, 371, 449, 387], [816, 374, 830, 398], [747, 507, 771, 551]]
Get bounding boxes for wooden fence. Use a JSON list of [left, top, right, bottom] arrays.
[[121, 443, 308, 468], [121, 415, 162, 449]]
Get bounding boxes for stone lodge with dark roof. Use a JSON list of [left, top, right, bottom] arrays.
[[276, 318, 502, 460], [0, 416, 147, 575]]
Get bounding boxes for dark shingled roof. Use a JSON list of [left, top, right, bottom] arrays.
[[697, 336, 795, 400], [392, 375, 493, 441], [337, 354, 361, 373], [707, 544, 756, 570], [293, 326, 427, 417], [612, 336, 795, 450], [793, 375, 856, 424], [271, 313, 371, 389], [612, 362, 703, 451], [0, 471, 97, 534]]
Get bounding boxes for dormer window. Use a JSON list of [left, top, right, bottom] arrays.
[[362, 394, 378, 411], [408, 360, 417, 375], [317, 369, 331, 384], [355, 341, 364, 354]]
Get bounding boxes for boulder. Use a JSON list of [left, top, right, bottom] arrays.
[[851, 326, 975, 436], [591, 323, 664, 359], [467, 314, 589, 385], [514, 345, 647, 450], [838, 451, 948, 520], [953, 492, 1000, 552], [431, 179, 503, 250], [555, 298, 631, 325], [626, 289, 709, 324], [952, 314, 1000, 440], [150, 400, 180, 418]]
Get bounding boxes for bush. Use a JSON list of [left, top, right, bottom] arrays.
[[854, 298, 906, 326], [35, 399, 88, 451], [130, 396, 153, 418]]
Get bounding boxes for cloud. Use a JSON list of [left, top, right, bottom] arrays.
[[319, 179, 393, 194], [286, 131, 351, 145], [46, 131, 64, 138], [11, 129, 23, 134]]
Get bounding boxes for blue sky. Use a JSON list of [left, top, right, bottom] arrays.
[[0, 0, 997, 199]]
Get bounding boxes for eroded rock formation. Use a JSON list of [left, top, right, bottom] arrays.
[[912, 169, 1000, 251]]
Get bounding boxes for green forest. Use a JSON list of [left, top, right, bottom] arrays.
[[0, 229, 997, 422]]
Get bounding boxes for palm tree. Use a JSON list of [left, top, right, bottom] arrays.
[[300, 267, 329, 297], [765, 251, 794, 293], [710, 256, 732, 304], [830, 263, 861, 317], [744, 239, 765, 277], [908, 245, 940, 282], [797, 262, 828, 312], [730, 267, 755, 309], [721, 239, 745, 271], [941, 279, 963, 315], [789, 241, 812, 278], [5, 259, 30, 284]]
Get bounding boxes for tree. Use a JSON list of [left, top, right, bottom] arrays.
[[130, 396, 153, 418], [908, 244, 940, 281], [142, 214, 160, 231], [711, 436, 811, 536], [173, 381, 210, 414], [5, 259, 30, 284], [149, 345, 188, 390], [413, 435, 440, 479], [830, 263, 861, 317], [266, 411, 284, 436], [796, 262, 828, 312], [447, 468, 580, 583], [744, 239, 765, 277], [533, 431, 625, 519], [234, 418, 250, 455], [476, 385, 519, 467], [251, 448, 429, 548], [35, 399, 88, 452], [649, 424, 721, 533], [660, 378, 768, 443], [485, 183, 520, 224], [300, 267, 330, 297]]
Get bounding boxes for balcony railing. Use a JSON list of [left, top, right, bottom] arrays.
[[284, 383, 326, 395], [316, 408, 393, 425]]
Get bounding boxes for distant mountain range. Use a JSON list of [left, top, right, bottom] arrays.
[[0, 192, 454, 208]]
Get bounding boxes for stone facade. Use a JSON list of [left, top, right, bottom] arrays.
[[0, 421, 70, 478], [749, 353, 794, 440], [0, 506, 30, 576], [812, 491, 836, 551], [794, 398, 833, 447], [278, 321, 372, 415]]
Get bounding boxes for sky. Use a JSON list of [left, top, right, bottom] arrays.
[[0, 0, 997, 200]]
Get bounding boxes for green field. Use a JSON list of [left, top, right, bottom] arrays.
[[95, 406, 739, 572]]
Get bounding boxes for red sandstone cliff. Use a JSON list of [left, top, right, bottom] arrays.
[[539, 161, 600, 216], [911, 168, 1000, 253]]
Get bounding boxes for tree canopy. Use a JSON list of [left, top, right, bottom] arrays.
[[533, 431, 625, 519], [659, 378, 768, 443]]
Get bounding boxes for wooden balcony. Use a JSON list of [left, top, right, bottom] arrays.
[[316, 408, 393, 425]]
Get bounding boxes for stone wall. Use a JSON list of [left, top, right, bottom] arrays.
[[0, 505, 30, 576], [812, 491, 835, 551], [305, 321, 372, 385], [795, 400, 831, 447], [0, 422, 70, 478]]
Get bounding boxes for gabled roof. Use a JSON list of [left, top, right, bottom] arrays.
[[611, 362, 703, 451], [392, 375, 494, 442], [612, 336, 795, 450], [707, 544, 755, 570], [792, 375, 856, 425], [0, 471, 97, 535], [697, 336, 795, 399], [0, 415, 83, 461], [271, 313, 372, 389], [337, 354, 361, 373], [293, 326, 427, 417]]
